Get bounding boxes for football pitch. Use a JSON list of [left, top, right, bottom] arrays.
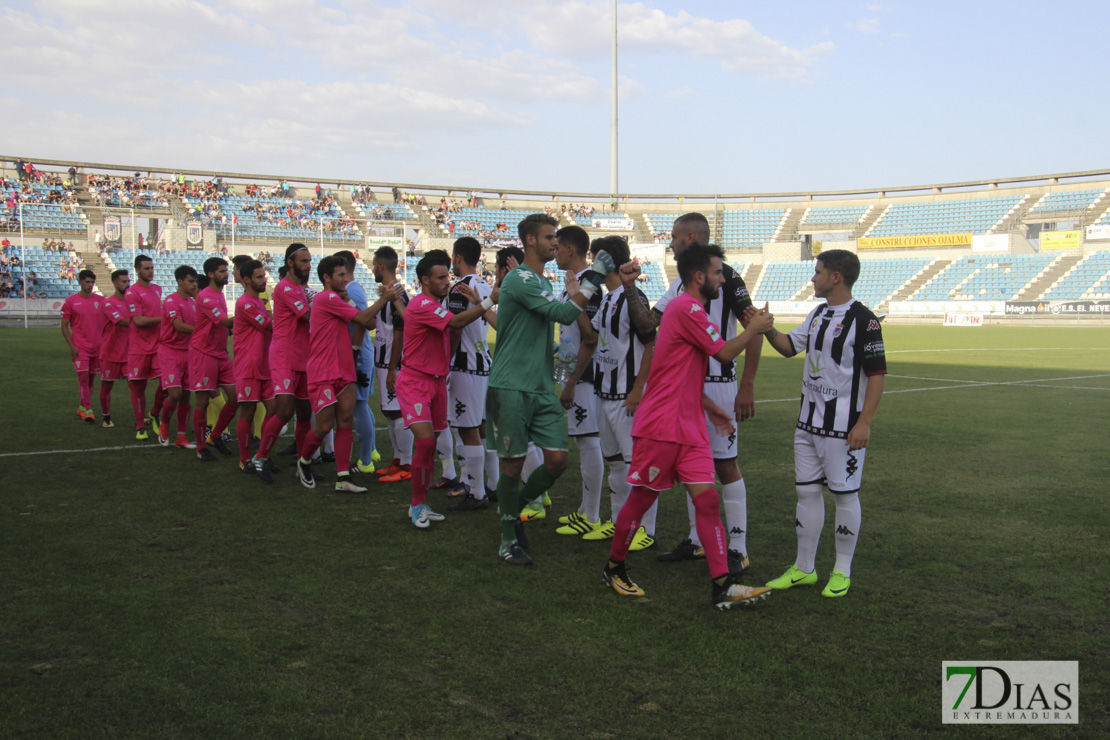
[[1, 325, 1107, 737]]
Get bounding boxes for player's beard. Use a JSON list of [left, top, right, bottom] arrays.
[[699, 282, 720, 301], [294, 265, 310, 284]]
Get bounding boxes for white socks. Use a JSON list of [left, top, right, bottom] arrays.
[[721, 478, 748, 555], [484, 448, 499, 490], [437, 429, 456, 480], [391, 418, 414, 465], [576, 436, 603, 523], [460, 444, 486, 500], [795, 483, 825, 573], [833, 492, 861, 578], [522, 443, 544, 504], [608, 461, 630, 522]]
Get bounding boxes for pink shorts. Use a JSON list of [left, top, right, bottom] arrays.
[[189, 353, 235, 392], [271, 367, 309, 400], [99, 360, 126, 382], [159, 347, 189, 389], [126, 352, 160, 381], [627, 436, 716, 491], [309, 379, 351, 412], [396, 370, 448, 431], [237, 377, 274, 403], [73, 353, 100, 374]]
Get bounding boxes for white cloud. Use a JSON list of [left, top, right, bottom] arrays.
[[850, 18, 881, 34], [665, 86, 694, 99]]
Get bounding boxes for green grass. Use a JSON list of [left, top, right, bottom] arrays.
[[1, 325, 1108, 737]]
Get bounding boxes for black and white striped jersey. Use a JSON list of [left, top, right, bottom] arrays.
[[654, 263, 753, 382], [591, 285, 656, 400], [558, 267, 603, 385], [787, 300, 887, 438], [373, 281, 410, 369], [446, 273, 493, 375]]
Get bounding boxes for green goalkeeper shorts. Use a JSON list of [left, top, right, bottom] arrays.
[[485, 387, 567, 458]]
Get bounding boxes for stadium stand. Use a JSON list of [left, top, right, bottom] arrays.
[[867, 195, 1025, 237], [1042, 251, 1110, 300], [436, 206, 530, 239], [801, 206, 869, 227], [86, 175, 171, 209], [1027, 189, 1107, 216], [1, 181, 87, 232], [910, 254, 1056, 301], [752, 261, 813, 301], [0, 244, 82, 298], [182, 193, 360, 241], [852, 257, 932, 308], [719, 209, 787, 249]]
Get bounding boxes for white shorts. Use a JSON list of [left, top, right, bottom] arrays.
[[598, 398, 634, 461], [704, 381, 738, 460], [794, 427, 867, 494], [448, 371, 488, 428], [565, 382, 599, 436], [376, 367, 400, 411]]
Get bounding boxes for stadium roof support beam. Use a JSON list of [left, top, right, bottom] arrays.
[[6, 154, 1110, 205]]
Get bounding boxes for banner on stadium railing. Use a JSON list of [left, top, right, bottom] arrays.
[[943, 312, 984, 326], [889, 300, 1006, 317], [185, 221, 203, 249], [972, 234, 1010, 253], [365, 235, 403, 251], [858, 233, 972, 249], [591, 217, 634, 231], [1005, 300, 1110, 316], [104, 216, 123, 249], [767, 301, 824, 315], [630, 243, 666, 261], [1039, 230, 1081, 250], [0, 298, 66, 315], [1085, 224, 1110, 240]]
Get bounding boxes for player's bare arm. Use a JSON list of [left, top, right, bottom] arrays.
[[714, 306, 773, 364], [559, 329, 596, 410], [386, 326, 403, 393], [172, 317, 194, 334], [131, 314, 161, 327], [736, 330, 762, 421], [623, 340, 653, 416], [449, 282, 498, 329], [620, 264, 661, 336], [846, 374, 884, 450], [60, 320, 77, 358]]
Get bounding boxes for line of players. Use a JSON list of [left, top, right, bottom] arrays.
[[61, 214, 885, 608]]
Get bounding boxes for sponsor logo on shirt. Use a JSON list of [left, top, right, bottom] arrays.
[[867, 319, 881, 331], [293, 301, 304, 310], [865, 341, 885, 353], [434, 306, 448, 318], [517, 269, 533, 282], [689, 303, 702, 313], [706, 325, 721, 342], [254, 314, 265, 324], [630, 471, 641, 481], [540, 290, 554, 302]]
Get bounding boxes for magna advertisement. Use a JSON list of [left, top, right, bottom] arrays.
[[1005, 300, 1110, 316]]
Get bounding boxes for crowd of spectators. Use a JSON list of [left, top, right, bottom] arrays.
[[0, 239, 62, 299], [86, 173, 170, 209], [391, 187, 426, 207]]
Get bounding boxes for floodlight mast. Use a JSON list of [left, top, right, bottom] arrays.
[[610, 0, 618, 199]]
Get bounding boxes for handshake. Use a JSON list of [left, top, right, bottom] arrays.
[[743, 303, 775, 334]]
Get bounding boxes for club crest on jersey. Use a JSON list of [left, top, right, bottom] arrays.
[[867, 319, 881, 331], [648, 466, 660, 482], [324, 389, 332, 399], [203, 376, 209, 386], [414, 403, 423, 415], [244, 386, 251, 396], [169, 374, 175, 382], [284, 378, 291, 389], [833, 323, 844, 338], [503, 436, 511, 450]]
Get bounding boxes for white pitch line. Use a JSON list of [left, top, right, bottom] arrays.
[[888, 374, 983, 384], [887, 347, 1110, 354], [1020, 384, 1110, 391]]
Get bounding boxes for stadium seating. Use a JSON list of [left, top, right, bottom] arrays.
[[182, 195, 360, 242], [1, 245, 81, 298], [1, 184, 87, 231], [352, 201, 416, 221], [1028, 189, 1106, 215], [644, 213, 709, 240], [851, 258, 931, 308], [753, 261, 813, 301], [801, 206, 869, 227], [719, 209, 787, 249], [1042, 251, 1110, 300], [440, 206, 531, 238], [910, 254, 1055, 301], [867, 195, 1025, 237]]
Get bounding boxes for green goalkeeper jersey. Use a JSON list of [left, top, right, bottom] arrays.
[[488, 264, 585, 394]]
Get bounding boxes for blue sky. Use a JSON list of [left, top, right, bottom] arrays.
[[1, 1, 1106, 195]]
